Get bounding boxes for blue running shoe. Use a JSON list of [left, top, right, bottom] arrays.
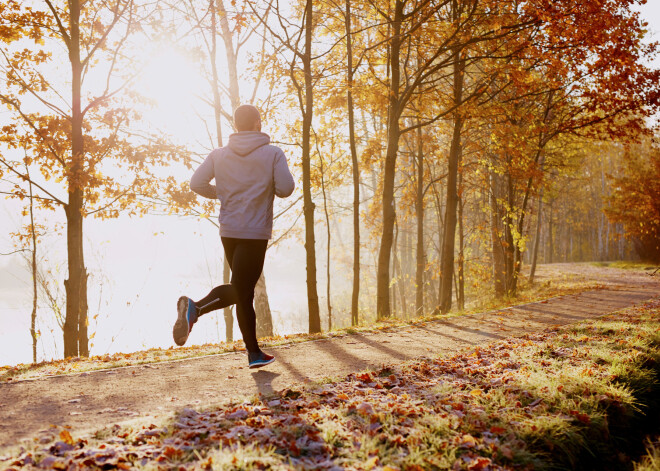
[[248, 351, 275, 369], [173, 296, 198, 346]]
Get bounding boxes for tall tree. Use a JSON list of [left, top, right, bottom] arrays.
[[345, 0, 361, 326], [253, 0, 322, 332], [0, 0, 181, 357]]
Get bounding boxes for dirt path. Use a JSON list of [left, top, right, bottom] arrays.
[[1, 264, 658, 449]]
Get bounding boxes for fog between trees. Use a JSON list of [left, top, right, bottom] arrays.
[[0, 0, 658, 360]]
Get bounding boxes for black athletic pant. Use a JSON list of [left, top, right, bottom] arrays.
[[194, 237, 268, 353]]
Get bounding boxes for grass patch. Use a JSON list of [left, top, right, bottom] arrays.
[[590, 260, 660, 272], [3, 298, 659, 470], [634, 438, 660, 471]]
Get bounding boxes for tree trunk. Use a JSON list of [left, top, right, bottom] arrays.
[[404, 218, 413, 314], [432, 182, 445, 311], [438, 47, 464, 313], [216, 0, 240, 110], [210, 2, 224, 145], [457, 167, 465, 311], [215, 0, 274, 336], [490, 170, 506, 296], [503, 164, 516, 295], [254, 274, 272, 338], [548, 200, 554, 263], [28, 174, 38, 364], [415, 126, 424, 316], [209, 2, 235, 344], [392, 221, 400, 317], [320, 152, 332, 330], [302, 0, 321, 333], [63, 0, 88, 358], [223, 259, 233, 342], [529, 191, 544, 283], [376, 0, 403, 320], [345, 0, 360, 327], [396, 221, 407, 318]]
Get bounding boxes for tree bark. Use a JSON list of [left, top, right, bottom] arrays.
[[223, 259, 233, 342], [529, 190, 544, 283], [302, 0, 321, 332], [254, 274, 273, 338], [432, 181, 444, 311], [209, 1, 234, 343], [376, 0, 403, 320], [345, 0, 360, 327], [28, 172, 38, 364], [457, 166, 465, 311], [64, 0, 88, 358], [397, 220, 407, 318], [210, 2, 224, 144], [415, 126, 424, 316], [548, 199, 554, 263], [216, 0, 240, 110], [319, 151, 332, 330], [438, 46, 464, 313], [503, 162, 516, 295], [490, 170, 506, 296]]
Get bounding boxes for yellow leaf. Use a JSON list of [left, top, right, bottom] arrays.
[[59, 429, 74, 445], [365, 456, 379, 470], [470, 389, 482, 397]]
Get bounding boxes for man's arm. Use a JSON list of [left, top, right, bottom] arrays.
[[190, 151, 218, 199], [274, 151, 295, 197]]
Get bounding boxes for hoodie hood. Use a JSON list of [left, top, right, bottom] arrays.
[[227, 131, 271, 156]]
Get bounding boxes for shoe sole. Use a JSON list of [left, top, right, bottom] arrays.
[[173, 296, 190, 346], [248, 357, 275, 369]]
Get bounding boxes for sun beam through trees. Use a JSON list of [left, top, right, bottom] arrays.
[[0, 0, 658, 362]]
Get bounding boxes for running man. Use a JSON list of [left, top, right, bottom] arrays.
[[173, 104, 295, 369]]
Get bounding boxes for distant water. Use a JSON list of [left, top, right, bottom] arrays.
[[0, 214, 352, 366]]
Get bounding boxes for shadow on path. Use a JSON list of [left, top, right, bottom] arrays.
[[250, 370, 280, 396]]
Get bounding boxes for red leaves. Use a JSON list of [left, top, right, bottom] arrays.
[[356, 372, 374, 383], [466, 456, 493, 470], [160, 446, 183, 460], [489, 426, 506, 435], [5, 302, 656, 470], [569, 410, 591, 425]]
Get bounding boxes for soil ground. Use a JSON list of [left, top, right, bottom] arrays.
[[0, 263, 658, 450]]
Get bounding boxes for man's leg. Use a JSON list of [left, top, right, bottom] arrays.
[[228, 238, 268, 353], [173, 239, 239, 346], [187, 238, 238, 316], [194, 286, 236, 315]]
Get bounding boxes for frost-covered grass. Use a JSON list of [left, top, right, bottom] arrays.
[[3, 298, 659, 470]]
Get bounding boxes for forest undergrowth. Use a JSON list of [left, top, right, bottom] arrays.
[[0, 272, 605, 383], [2, 296, 659, 470]]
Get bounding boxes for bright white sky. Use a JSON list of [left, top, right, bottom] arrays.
[[1, 2, 659, 366]]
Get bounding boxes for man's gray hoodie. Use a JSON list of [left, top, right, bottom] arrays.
[[190, 131, 295, 240]]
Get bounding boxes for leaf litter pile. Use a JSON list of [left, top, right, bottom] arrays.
[[3, 299, 659, 470]]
